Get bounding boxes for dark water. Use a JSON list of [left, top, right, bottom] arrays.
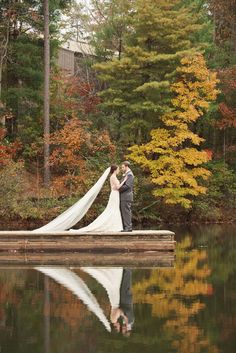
[[1, 224, 236, 353]]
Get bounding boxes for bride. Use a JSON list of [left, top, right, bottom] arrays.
[[33, 165, 127, 233], [69, 165, 127, 233]]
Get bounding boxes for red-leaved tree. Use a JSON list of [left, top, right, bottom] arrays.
[[49, 117, 115, 195], [217, 66, 236, 129]]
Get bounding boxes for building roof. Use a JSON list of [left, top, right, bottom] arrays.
[[60, 40, 96, 56]]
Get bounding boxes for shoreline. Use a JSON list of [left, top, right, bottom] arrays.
[[1, 217, 236, 231]]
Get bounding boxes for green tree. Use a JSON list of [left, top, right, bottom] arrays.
[[1, 0, 71, 142], [93, 0, 206, 144], [192, 161, 236, 221], [90, 0, 133, 60]]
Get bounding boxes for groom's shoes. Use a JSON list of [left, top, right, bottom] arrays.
[[121, 229, 133, 232]]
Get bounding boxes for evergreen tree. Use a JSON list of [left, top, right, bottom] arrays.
[[90, 0, 133, 60], [1, 0, 71, 145], [93, 0, 205, 144]]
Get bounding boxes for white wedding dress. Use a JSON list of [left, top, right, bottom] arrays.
[[36, 266, 124, 332], [33, 168, 123, 233], [69, 174, 123, 233], [81, 267, 123, 309]]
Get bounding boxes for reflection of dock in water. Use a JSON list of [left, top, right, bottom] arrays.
[[0, 251, 175, 268], [0, 230, 175, 267]]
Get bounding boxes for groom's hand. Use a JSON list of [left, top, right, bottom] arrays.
[[119, 174, 132, 193]]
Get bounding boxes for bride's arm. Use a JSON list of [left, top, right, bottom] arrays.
[[117, 176, 127, 189], [110, 175, 127, 190]]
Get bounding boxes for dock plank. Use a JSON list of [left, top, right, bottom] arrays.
[[0, 229, 176, 253], [0, 229, 174, 237], [0, 240, 175, 252]]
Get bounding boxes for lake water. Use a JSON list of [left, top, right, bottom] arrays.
[[0, 224, 236, 353]]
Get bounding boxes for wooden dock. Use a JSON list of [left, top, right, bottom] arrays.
[[0, 230, 175, 252], [0, 230, 176, 267]]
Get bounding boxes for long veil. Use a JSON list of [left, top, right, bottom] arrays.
[[33, 167, 110, 232], [36, 267, 111, 332]]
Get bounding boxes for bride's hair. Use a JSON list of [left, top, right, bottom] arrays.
[[110, 165, 118, 175]]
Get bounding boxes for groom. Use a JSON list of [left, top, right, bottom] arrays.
[[111, 268, 134, 335], [119, 161, 134, 232]]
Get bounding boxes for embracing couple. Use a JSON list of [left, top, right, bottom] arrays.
[[71, 161, 135, 233], [110, 161, 134, 232], [33, 161, 134, 233]]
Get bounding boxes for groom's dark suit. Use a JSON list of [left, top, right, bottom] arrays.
[[119, 169, 134, 231], [120, 269, 134, 329]]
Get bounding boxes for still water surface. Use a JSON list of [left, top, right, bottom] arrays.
[[1, 224, 236, 353]]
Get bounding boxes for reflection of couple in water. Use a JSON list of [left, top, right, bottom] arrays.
[[37, 267, 134, 335], [110, 269, 134, 336]]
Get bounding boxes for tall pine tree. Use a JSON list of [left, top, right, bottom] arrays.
[[2, 0, 71, 144], [93, 0, 205, 144]]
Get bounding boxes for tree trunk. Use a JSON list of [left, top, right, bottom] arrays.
[[231, 16, 236, 54], [118, 37, 122, 60], [0, 15, 10, 125], [0, 62, 6, 126], [44, 276, 50, 353], [0, 58, 3, 102], [43, 0, 50, 187]]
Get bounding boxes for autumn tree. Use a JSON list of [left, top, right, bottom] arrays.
[[217, 66, 236, 129], [0, 126, 21, 167], [128, 54, 219, 208], [0, 126, 38, 219], [43, 70, 114, 195], [27, 70, 104, 178], [50, 70, 100, 130], [49, 117, 115, 195], [133, 237, 218, 353]]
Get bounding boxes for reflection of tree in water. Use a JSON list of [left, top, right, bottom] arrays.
[[0, 270, 45, 352], [0, 269, 111, 353], [0, 270, 26, 330], [133, 237, 218, 353], [48, 280, 90, 327], [47, 279, 106, 353]]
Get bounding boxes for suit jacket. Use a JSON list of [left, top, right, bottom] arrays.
[[119, 170, 134, 202]]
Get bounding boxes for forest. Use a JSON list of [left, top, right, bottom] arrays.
[[1, 0, 236, 227]]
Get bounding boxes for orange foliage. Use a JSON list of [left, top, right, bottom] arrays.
[[49, 117, 115, 195], [49, 280, 86, 329], [204, 149, 213, 160], [50, 71, 101, 128], [218, 103, 236, 128], [0, 127, 22, 167], [217, 66, 236, 129]]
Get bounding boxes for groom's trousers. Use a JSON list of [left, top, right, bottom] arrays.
[[120, 201, 132, 231]]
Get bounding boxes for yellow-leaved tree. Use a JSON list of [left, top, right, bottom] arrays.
[[128, 54, 220, 208]]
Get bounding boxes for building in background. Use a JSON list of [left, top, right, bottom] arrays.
[[57, 40, 96, 77]]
